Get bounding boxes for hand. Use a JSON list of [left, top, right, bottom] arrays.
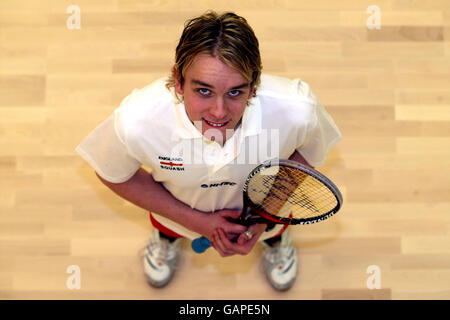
[[192, 208, 247, 243], [210, 223, 267, 257]]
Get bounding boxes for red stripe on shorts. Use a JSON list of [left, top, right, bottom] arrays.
[[149, 212, 184, 238]]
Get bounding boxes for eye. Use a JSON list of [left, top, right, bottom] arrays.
[[197, 88, 211, 96], [228, 90, 241, 97]]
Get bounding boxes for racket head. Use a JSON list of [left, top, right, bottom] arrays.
[[242, 158, 343, 225]]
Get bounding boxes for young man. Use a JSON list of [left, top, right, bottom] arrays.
[[76, 11, 341, 291]]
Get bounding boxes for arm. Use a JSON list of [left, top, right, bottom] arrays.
[[96, 167, 247, 239]]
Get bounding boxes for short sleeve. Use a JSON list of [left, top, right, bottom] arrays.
[[295, 80, 342, 167], [75, 113, 142, 183]]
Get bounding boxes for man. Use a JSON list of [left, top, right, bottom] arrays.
[[76, 11, 341, 291]]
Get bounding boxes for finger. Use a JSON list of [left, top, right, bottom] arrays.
[[218, 229, 253, 256], [237, 231, 252, 245], [211, 234, 226, 256], [210, 241, 231, 257], [236, 223, 262, 245], [210, 241, 228, 257], [235, 225, 266, 254], [213, 229, 235, 256]]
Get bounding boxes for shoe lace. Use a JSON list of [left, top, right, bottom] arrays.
[[147, 236, 180, 262], [265, 245, 286, 264]]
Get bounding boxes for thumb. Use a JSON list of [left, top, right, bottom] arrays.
[[219, 209, 242, 220], [222, 219, 247, 235]]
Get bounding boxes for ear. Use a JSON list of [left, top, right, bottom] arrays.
[[173, 65, 184, 95], [248, 84, 255, 99]]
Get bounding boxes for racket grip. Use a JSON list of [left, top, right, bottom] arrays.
[[191, 236, 212, 253]]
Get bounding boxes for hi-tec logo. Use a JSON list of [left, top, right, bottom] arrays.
[[201, 182, 237, 188]]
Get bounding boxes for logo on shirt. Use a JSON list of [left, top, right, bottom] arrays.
[[159, 156, 184, 171], [201, 181, 237, 188]]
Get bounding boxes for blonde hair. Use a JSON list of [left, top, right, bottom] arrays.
[[166, 11, 262, 102]]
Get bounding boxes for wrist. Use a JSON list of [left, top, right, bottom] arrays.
[[180, 207, 209, 235]]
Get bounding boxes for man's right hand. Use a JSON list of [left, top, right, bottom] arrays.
[[193, 208, 247, 243]]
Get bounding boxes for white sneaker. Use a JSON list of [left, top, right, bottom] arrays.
[[143, 229, 181, 288], [261, 230, 298, 291]]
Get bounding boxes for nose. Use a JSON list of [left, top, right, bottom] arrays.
[[209, 98, 228, 120]]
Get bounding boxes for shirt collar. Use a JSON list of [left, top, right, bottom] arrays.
[[241, 96, 262, 138], [172, 101, 203, 140]]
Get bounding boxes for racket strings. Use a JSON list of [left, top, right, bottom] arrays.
[[247, 166, 338, 220]]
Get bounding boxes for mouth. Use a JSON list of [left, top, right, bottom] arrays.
[[203, 118, 230, 128]]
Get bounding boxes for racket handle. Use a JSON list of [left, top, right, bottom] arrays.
[[191, 236, 211, 253]]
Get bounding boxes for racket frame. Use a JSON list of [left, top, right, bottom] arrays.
[[191, 158, 343, 253], [241, 158, 343, 226]]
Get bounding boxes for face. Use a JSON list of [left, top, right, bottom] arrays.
[[174, 54, 254, 145]]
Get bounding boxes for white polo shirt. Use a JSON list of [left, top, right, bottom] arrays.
[[75, 74, 342, 240]]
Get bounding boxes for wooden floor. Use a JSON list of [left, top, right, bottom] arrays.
[[1, 0, 449, 300]]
